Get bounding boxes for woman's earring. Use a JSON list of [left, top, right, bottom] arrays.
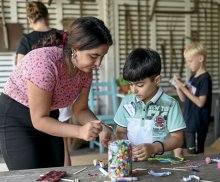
[[71, 52, 76, 68]]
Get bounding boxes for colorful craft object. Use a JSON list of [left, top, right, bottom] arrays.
[[205, 156, 220, 164], [148, 157, 184, 164], [108, 140, 132, 178], [36, 170, 67, 182], [183, 175, 200, 181], [93, 159, 108, 176], [148, 170, 171, 177]]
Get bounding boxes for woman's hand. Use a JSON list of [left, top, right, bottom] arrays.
[[79, 120, 103, 141], [99, 123, 115, 148], [132, 144, 154, 161]]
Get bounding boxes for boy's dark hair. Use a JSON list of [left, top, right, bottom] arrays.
[[123, 48, 161, 82]]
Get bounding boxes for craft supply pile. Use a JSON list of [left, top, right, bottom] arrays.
[[34, 140, 220, 181]]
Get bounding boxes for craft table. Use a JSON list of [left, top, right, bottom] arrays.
[[0, 155, 219, 182]]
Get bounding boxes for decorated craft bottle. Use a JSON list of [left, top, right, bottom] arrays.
[[108, 140, 132, 178]]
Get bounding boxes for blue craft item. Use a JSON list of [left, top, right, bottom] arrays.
[[148, 170, 171, 177]]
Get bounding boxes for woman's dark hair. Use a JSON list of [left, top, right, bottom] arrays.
[[123, 48, 161, 82], [66, 16, 113, 50], [33, 16, 112, 75], [26, 1, 49, 24]]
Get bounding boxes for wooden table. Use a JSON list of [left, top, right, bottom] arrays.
[[0, 155, 219, 182]]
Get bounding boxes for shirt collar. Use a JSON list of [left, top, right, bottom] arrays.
[[151, 87, 163, 103], [135, 87, 163, 104]]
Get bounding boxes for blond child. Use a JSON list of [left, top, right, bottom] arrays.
[[172, 42, 212, 155]]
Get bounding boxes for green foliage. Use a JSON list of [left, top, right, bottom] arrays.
[[116, 76, 129, 86]]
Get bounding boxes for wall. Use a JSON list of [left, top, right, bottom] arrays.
[[112, 0, 220, 92], [0, 0, 219, 120], [1, 0, 220, 90]]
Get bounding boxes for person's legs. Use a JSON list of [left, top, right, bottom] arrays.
[[44, 109, 64, 167], [0, 94, 64, 170], [49, 135, 64, 167], [185, 132, 196, 154], [58, 107, 72, 166], [196, 132, 207, 154], [63, 137, 71, 166]]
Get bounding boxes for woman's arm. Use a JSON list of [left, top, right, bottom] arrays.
[[72, 87, 114, 146], [72, 87, 97, 124], [27, 81, 101, 141]]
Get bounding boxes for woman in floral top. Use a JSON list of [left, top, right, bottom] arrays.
[[0, 17, 113, 170]]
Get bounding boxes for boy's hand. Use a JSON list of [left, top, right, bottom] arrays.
[[173, 74, 181, 80], [173, 78, 185, 89], [132, 144, 154, 161], [171, 75, 185, 89]]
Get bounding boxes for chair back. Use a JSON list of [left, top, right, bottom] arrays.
[[88, 77, 118, 153], [89, 77, 118, 125]]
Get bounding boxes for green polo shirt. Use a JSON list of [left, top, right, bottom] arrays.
[[114, 87, 186, 144]]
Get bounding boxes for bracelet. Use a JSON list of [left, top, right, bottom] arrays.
[[152, 141, 164, 158]]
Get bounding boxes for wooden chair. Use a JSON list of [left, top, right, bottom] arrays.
[[89, 77, 118, 153]]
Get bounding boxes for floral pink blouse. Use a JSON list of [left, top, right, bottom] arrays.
[[4, 46, 92, 110]]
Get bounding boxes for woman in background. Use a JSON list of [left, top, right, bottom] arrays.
[[16, 1, 57, 64]]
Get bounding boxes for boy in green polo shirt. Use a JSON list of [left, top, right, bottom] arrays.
[[114, 48, 186, 161]]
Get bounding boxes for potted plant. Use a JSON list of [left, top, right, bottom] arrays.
[[116, 76, 130, 94]]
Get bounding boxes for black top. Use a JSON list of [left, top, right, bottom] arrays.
[[184, 72, 212, 133], [16, 28, 57, 55]]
